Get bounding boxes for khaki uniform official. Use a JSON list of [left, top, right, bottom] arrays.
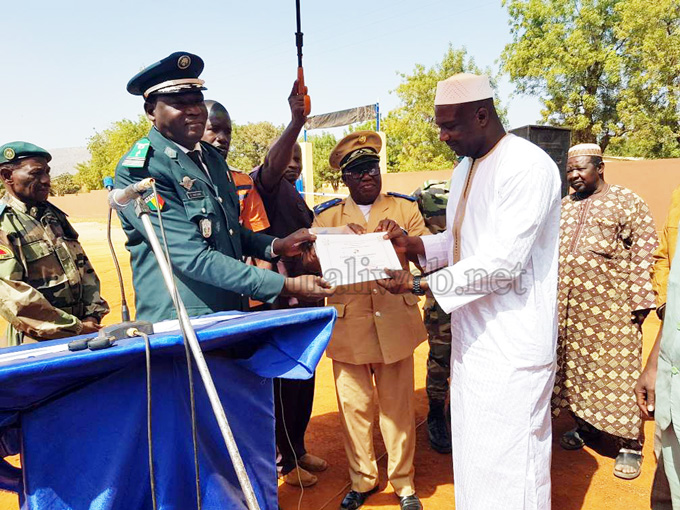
[[312, 132, 428, 504]]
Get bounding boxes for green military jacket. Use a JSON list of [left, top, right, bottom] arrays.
[[656, 224, 680, 437], [413, 180, 450, 311], [413, 179, 450, 236], [0, 194, 109, 346], [114, 127, 285, 322]]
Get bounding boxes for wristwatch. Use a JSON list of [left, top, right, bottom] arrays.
[[412, 275, 426, 296]]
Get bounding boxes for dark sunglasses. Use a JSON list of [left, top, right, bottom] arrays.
[[342, 166, 380, 181]]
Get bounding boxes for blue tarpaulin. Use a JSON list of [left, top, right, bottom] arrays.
[[0, 308, 335, 509]]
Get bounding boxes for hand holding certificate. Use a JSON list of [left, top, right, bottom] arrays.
[[312, 231, 404, 286]]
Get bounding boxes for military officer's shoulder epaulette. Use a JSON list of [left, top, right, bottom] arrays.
[[387, 191, 417, 202], [314, 198, 343, 215], [122, 137, 152, 169]]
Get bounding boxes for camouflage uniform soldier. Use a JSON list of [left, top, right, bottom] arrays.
[[413, 179, 452, 453], [0, 142, 109, 346]]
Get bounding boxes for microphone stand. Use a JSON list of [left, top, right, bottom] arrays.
[[132, 198, 261, 510], [103, 176, 130, 322], [107, 205, 131, 322]]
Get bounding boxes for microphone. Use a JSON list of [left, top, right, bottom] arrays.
[[108, 178, 155, 210], [103, 176, 114, 191]]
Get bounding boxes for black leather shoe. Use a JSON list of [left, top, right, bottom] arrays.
[[427, 408, 452, 454], [399, 494, 423, 510], [340, 486, 378, 509]]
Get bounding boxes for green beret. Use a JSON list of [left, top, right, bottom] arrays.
[[0, 141, 52, 166]]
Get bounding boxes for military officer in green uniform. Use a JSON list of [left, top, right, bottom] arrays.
[[115, 51, 332, 322], [413, 179, 452, 453], [0, 142, 109, 346]]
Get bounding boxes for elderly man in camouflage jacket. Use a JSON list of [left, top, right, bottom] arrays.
[[413, 179, 452, 454], [0, 142, 109, 346]]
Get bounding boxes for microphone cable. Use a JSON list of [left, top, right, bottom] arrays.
[[278, 379, 305, 510], [106, 207, 131, 322], [128, 328, 158, 510], [104, 177, 131, 322], [149, 181, 203, 510], [105, 177, 155, 505]]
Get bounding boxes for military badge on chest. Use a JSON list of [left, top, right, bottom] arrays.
[[199, 218, 212, 238], [180, 176, 205, 200]]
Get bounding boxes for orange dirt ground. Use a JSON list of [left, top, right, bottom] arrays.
[[0, 218, 662, 510]]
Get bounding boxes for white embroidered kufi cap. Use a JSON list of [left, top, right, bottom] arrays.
[[568, 143, 602, 158], [434, 73, 494, 106]]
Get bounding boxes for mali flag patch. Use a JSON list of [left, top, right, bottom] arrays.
[[0, 244, 13, 260], [144, 191, 166, 212]]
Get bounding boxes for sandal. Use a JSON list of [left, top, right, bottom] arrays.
[[559, 427, 599, 450], [614, 448, 642, 480], [280, 466, 318, 487], [298, 453, 328, 472]]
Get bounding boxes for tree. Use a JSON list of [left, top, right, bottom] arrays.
[[608, 0, 680, 157], [307, 132, 340, 191], [50, 174, 80, 196], [502, 0, 680, 156], [383, 45, 506, 172], [228, 121, 284, 172], [74, 115, 284, 189], [76, 115, 151, 190]]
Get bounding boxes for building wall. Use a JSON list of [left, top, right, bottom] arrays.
[[380, 159, 680, 229], [51, 159, 680, 229], [605, 159, 680, 229], [381, 169, 453, 195], [51, 189, 110, 218]]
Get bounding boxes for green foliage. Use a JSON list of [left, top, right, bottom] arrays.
[[347, 121, 378, 133], [76, 115, 151, 190], [382, 45, 506, 172], [228, 122, 284, 172], [0, 181, 4, 198], [50, 174, 80, 196], [306, 132, 340, 191], [608, 0, 680, 157], [75, 116, 284, 190], [502, 0, 680, 157]]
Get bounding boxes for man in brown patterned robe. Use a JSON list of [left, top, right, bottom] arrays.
[[553, 143, 658, 480]]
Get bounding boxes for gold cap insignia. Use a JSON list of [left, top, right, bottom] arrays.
[[358, 135, 367, 144], [3, 148, 15, 160], [177, 55, 191, 70]]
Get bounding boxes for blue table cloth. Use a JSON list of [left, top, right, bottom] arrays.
[[0, 308, 336, 509]]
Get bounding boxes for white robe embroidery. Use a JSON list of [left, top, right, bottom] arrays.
[[422, 134, 561, 510]]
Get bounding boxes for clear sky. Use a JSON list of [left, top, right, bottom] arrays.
[[1, 0, 542, 150]]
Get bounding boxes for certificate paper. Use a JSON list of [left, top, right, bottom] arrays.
[[314, 232, 403, 286]]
